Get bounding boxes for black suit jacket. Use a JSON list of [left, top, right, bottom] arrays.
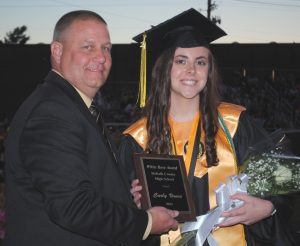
[[4, 71, 148, 246]]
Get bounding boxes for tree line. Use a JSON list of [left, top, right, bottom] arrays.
[[0, 25, 30, 45]]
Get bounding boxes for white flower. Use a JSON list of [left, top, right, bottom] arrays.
[[241, 150, 300, 197], [274, 164, 292, 184]]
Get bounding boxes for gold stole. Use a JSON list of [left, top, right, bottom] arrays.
[[124, 102, 247, 246]]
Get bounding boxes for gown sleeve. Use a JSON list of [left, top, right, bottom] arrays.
[[233, 111, 300, 245], [232, 111, 269, 165], [118, 134, 144, 181]]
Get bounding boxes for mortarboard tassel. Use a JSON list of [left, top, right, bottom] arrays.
[[138, 33, 147, 108]]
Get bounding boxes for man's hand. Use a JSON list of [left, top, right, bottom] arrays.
[[219, 193, 275, 226], [148, 206, 179, 234], [131, 179, 179, 234]]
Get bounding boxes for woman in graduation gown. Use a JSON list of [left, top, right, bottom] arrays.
[[118, 8, 299, 246]]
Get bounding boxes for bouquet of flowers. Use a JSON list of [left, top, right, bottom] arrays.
[[239, 129, 300, 198], [171, 129, 300, 246], [170, 230, 197, 246]]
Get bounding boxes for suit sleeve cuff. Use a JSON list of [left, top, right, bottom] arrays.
[[142, 211, 152, 240]]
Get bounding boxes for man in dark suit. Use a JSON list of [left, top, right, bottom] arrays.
[[4, 10, 178, 246]]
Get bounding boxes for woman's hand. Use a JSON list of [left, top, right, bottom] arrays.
[[130, 179, 142, 209], [219, 193, 275, 226]]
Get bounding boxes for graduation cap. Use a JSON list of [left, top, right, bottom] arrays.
[[133, 8, 226, 107], [133, 8, 226, 54]]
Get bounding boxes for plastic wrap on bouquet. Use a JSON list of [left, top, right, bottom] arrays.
[[171, 174, 248, 246], [240, 129, 300, 197]]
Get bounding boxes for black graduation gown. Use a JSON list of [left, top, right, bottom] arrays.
[[118, 112, 300, 246]]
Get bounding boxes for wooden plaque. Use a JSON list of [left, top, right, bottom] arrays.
[[133, 153, 196, 222]]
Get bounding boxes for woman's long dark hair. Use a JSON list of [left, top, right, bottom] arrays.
[[145, 46, 221, 167]]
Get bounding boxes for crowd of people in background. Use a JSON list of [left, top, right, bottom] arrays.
[[222, 71, 300, 130], [92, 70, 300, 136], [0, 70, 299, 151], [0, 70, 299, 163]]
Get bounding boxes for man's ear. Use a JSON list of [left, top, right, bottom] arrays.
[[51, 41, 63, 64]]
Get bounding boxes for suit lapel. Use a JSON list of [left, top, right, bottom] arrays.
[[45, 71, 99, 127], [44, 71, 131, 192]]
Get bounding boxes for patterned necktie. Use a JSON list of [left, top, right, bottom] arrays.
[[89, 101, 100, 122], [89, 101, 118, 163], [89, 101, 105, 134]]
